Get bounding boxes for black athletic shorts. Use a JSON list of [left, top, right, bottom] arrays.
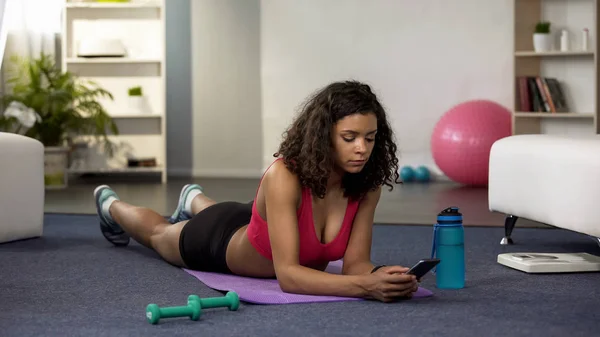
[[178, 201, 253, 274]]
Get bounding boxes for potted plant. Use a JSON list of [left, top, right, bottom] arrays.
[[128, 85, 147, 113], [0, 53, 118, 188], [533, 21, 552, 52]]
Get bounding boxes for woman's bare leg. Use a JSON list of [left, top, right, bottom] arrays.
[[94, 185, 186, 267], [190, 193, 217, 215], [169, 184, 217, 223], [111, 201, 187, 266], [173, 184, 253, 216]]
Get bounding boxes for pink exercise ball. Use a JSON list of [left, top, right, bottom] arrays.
[[431, 99, 512, 186]]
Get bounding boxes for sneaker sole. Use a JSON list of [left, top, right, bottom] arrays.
[[169, 184, 191, 223], [94, 184, 111, 220], [94, 185, 130, 246]]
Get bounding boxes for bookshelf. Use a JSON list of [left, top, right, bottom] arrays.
[[513, 0, 600, 135], [61, 0, 167, 183]]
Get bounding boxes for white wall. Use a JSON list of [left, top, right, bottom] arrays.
[[191, 0, 263, 177], [189, 0, 596, 178], [260, 0, 515, 175]]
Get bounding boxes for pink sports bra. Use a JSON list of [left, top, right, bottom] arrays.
[[246, 159, 362, 266]]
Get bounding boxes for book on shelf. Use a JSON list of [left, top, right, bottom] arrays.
[[516, 76, 569, 113]]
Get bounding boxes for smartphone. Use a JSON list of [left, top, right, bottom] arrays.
[[405, 258, 440, 280]]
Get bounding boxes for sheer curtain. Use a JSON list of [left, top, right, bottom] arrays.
[[4, 0, 62, 59], [1, 0, 63, 94]]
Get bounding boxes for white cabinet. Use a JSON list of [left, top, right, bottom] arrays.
[[62, 0, 166, 182]]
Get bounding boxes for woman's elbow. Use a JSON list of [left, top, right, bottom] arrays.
[[279, 281, 297, 293], [277, 277, 300, 294], [275, 266, 301, 293]]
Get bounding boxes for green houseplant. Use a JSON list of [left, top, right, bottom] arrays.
[[533, 21, 552, 52], [0, 53, 119, 187], [128, 86, 142, 96], [128, 85, 149, 114], [535, 21, 551, 34]]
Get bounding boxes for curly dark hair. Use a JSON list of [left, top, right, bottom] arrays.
[[274, 80, 400, 200]]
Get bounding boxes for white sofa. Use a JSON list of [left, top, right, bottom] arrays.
[[0, 132, 45, 243], [488, 134, 600, 246]]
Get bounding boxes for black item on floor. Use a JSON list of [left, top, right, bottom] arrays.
[[127, 157, 157, 167]]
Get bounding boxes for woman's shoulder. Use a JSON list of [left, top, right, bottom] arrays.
[[263, 159, 301, 190], [353, 185, 382, 208], [260, 158, 304, 207]]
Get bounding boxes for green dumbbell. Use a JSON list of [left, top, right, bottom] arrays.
[[145, 297, 201, 325], [187, 291, 240, 311]]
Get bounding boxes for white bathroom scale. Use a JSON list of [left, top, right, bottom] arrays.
[[497, 252, 600, 273]]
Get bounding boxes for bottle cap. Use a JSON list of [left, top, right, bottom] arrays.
[[438, 206, 461, 216], [437, 206, 462, 225]]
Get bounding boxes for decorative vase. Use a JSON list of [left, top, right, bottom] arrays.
[[69, 142, 89, 171], [44, 146, 69, 189], [533, 33, 553, 52], [128, 96, 150, 114]]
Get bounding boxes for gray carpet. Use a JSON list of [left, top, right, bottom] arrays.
[[1, 214, 599, 337]]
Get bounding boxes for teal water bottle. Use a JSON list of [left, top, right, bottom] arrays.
[[430, 206, 465, 289]]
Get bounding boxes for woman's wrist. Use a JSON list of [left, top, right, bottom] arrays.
[[370, 265, 386, 273]]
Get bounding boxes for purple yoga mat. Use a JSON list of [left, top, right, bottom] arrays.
[[183, 260, 433, 304]]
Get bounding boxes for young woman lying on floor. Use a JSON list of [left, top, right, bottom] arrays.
[[94, 80, 418, 303]]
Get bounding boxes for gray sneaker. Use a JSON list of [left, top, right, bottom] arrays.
[[94, 185, 130, 246], [168, 184, 203, 223]]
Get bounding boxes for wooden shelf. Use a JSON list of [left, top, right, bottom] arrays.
[[81, 113, 162, 119], [514, 112, 595, 118], [109, 113, 162, 119], [66, 57, 161, 64], [515, 50, 594, 57], [512, 0, 600, 135], [66, 2, 161, 9], [67, 166, 162, 174]]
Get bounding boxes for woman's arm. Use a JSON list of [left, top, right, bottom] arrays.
[[263, 162, 369, 298], [341, 186, 411, 276], [341, 186, 382, 276]]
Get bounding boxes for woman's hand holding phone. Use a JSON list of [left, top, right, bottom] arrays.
[[362, 266, 418, 302]]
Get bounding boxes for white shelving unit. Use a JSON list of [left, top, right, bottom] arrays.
[[512, 0, 599, 136], [61, 0, 166, 183]]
